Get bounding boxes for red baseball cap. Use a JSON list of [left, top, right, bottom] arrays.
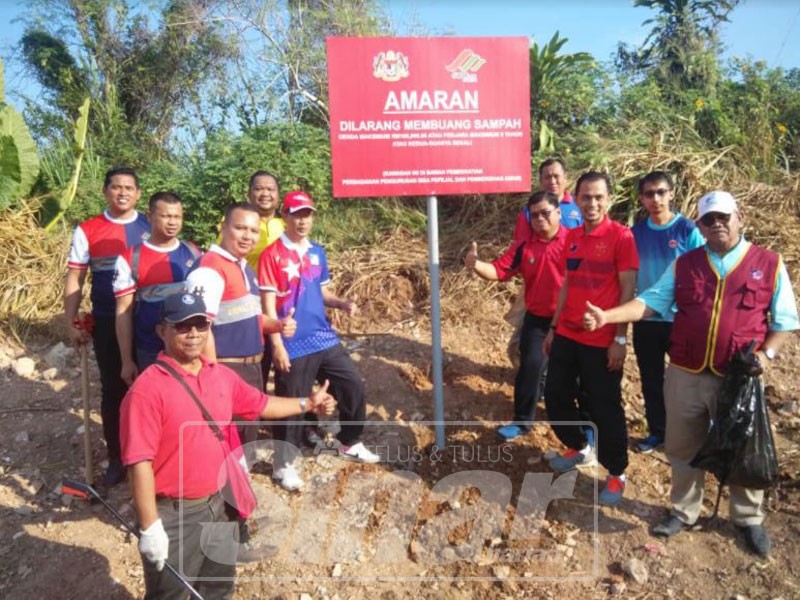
[[282, 191, 316, 214]]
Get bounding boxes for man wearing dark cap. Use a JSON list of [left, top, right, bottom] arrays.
[[120, 291, 335, 599], [258, 191, 379, 492], [583, 190, 799, 557]]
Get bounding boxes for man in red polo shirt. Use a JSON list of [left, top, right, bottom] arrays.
[[465, 191, 567, 441], [543, 171, 639, 506], [121, 291, 335, 598]]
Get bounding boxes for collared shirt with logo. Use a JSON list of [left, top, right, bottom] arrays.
[[67, 210, 150, 318], [492, 226, 568, 318], [113, 240, 202, 353], [185, 245, 263, 358], [631, 214, 705, 322], [557, 216, 639, 348], [258, 234, 340, 360]]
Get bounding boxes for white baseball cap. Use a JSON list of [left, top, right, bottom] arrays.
[[698, 191, 737, 218]]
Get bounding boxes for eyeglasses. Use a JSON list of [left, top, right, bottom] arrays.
[[530, 208, 556, 220], [700, 212, 731, 227], [170, 318, 211, 334], [642, 188, 671, 199]]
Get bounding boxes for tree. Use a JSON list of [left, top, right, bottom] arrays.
[[529, 32, 594, 154], [19, 0, 237, 160], [616, 0, 740, 102], [220, 0, 390, 128]]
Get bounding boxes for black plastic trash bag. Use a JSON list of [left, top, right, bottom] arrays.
[[690, 341, 779, 491]]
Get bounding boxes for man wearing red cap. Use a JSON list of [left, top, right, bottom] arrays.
[[258, 191, 379, 491], [583, 190, 799, 557]]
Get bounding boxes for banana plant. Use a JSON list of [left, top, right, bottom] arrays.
[[44, 96, 90, 232], [529, 32, 593, 155], [0, 59, 40, 209]]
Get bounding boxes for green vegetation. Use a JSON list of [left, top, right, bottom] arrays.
[[1, 0, 798, 252], [0, 59, 40, 209]]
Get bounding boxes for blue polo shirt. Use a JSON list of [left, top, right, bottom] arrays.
[[631, 214, 704, 322]]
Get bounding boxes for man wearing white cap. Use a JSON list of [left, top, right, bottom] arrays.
[[582, 190, 798, 557]]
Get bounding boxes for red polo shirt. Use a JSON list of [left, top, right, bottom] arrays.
[[120, 353, 268, 498], [493, 226, 567, 318], [556, 216, 639, 347]]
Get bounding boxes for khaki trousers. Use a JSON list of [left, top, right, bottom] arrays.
[[664, 365, 764, 526]]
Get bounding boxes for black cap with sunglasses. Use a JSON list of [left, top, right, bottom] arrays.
[[161, 292, 209, 324]]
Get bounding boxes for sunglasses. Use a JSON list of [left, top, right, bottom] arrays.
[[700, 212, 731, 227], [170, 317, 211, 334], [530, 208, 556, 220], [641, 188, 671, 199]]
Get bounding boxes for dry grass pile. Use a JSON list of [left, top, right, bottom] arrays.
[[333, 141, 800, 327], [330, 212, 522, 328], [0, 203, 69, 334]]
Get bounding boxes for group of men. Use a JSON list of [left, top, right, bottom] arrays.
[[64, 161, 796, 595], [467, 159, 798, 557], [64, 167, 377, 597]]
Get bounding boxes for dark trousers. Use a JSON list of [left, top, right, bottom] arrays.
[[143, 493, 236, 600], [221, 362, 263, 465], [92, 316, 128, 463], [273, 344, 365, 465], [632, 320, 672, 439], [544, 334, 628, 476], [513, 313, 550, 427], [260, 337, 274, 391]]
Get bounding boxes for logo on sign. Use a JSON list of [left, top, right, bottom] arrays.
[[373, 51, 409, 82], [445, 49, 486, 82]]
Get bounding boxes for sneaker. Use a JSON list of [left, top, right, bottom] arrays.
[[599, 475, 625, 506], [273, 464, 303, 491], [497, 424, 526, 441], [340, 442, 381, 464], [104, 460, 126, 487], [652, 515, 688, 538], [739, 524, 771, 557], [548, 447, 597, 472], [637, 434, 664, 454]]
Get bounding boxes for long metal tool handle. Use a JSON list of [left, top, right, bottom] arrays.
[[62, 478, 205, 600], [80, 345, 94, 485]]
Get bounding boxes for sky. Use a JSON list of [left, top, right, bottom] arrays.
[[384, 0, 800, 68], [1, 0, 799, 112]]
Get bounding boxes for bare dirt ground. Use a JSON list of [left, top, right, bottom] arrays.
[[2, 290, 800, 600]]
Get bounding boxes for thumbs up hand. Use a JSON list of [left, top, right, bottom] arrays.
[[281, 307, 297, 338], [583, 301, 606, 331], [464, 241, 478, 271], [310, 379, 336, 416]]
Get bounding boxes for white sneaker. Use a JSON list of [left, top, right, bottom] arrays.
[[340, 442, 380, 464], [273, 464, 303, 491]]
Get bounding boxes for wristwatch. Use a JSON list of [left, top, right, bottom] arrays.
[[614, 335, 627, 346], [763, 347, 777, 361], [299, 397, 308, 413]]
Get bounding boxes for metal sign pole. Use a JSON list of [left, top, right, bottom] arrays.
[[427, 194, 446, 448]]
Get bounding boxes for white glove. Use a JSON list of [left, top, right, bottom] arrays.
[[139, 518, 169, 571]]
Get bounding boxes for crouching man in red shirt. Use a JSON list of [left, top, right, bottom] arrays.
[[120, 291, 335, 599]]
